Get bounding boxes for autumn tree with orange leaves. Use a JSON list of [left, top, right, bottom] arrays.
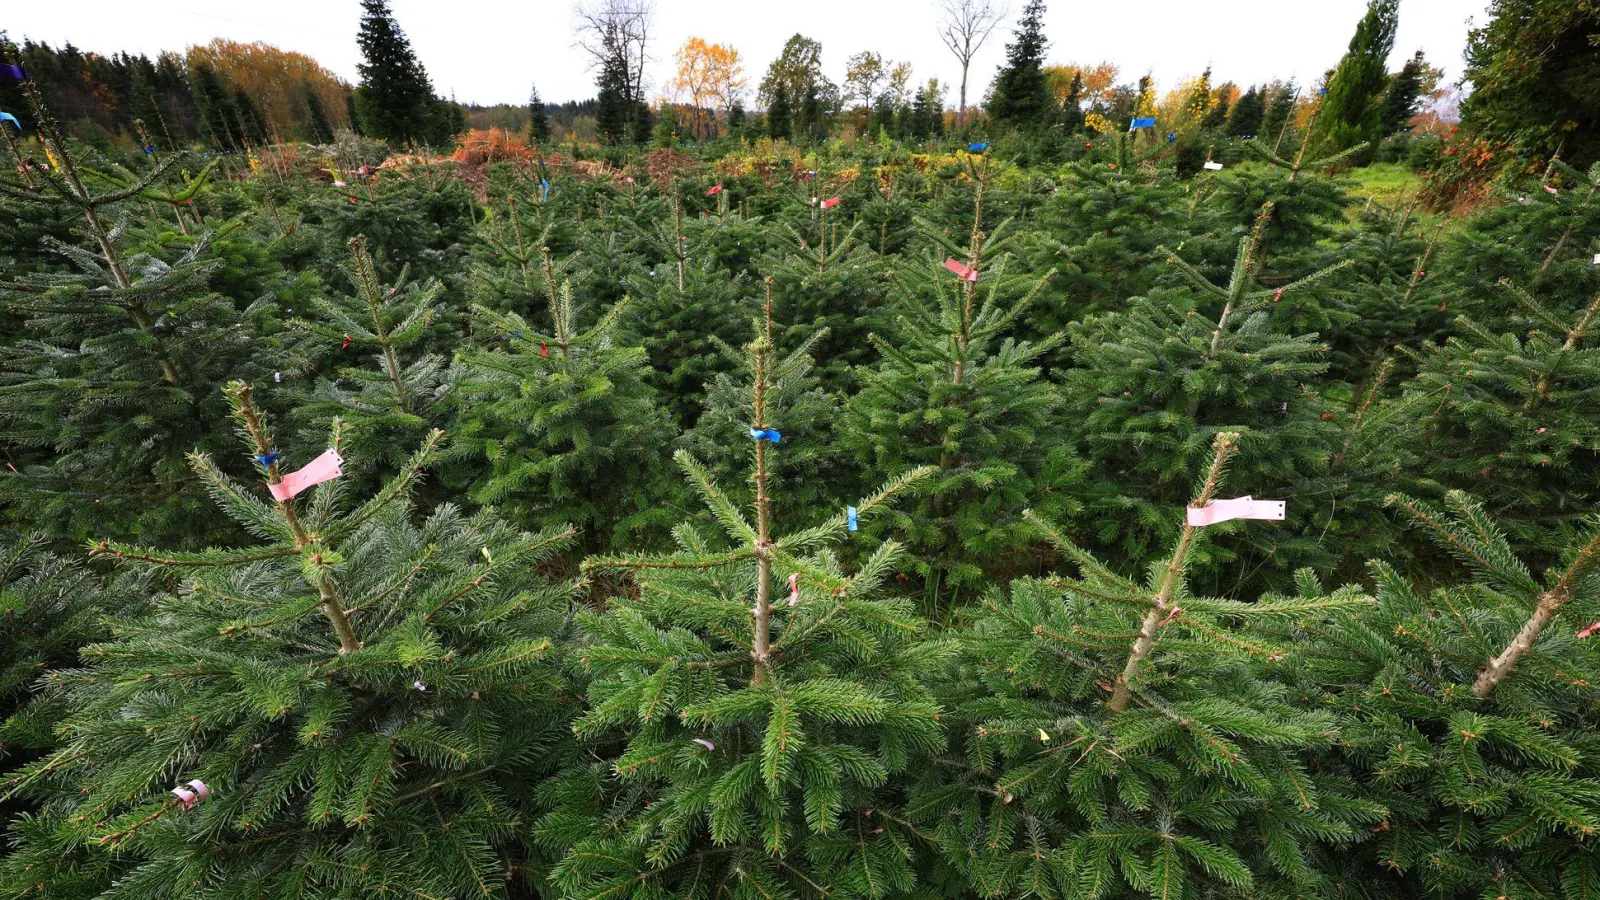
[[669, 37, 746, 141], [186, 39, 349, 142]]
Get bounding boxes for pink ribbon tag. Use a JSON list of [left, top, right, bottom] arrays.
[[268, 449, 344, 501], [171, 779, 210, 810], [787, 573, 800, 606], [944, 258, 978, 282], [706, 184, 723, 196], [692, 738, 715, 751], [1579, 620, 1600, 639], [820, 196, 840, 209], [1544, 184, 1559, 195], [1186, 496, 1285, 527]]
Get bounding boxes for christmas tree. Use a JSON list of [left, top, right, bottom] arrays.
[[840, 163, 1073, 602], [0, 86, 263, 546], [1058, 205, 1355, 589], [929, 432, 1377, 898], [1288, 491, 1600, 896], [0, 382, 578, 898], [289, 235, 450, 479], [452, 265, 678, 555], [544, 323, 940, 898]]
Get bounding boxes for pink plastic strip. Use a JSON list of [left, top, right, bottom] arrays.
[[787, 573, 800, 606], [1186, 496, 1286, 527], [820, 196, 840, 209], [268, 449, 344, 501], [944, 258, 979, 282]]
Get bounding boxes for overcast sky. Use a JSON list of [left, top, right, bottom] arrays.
[[7, 0, 1490, 107]]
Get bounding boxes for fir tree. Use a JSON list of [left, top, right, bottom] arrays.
[[303, 84, 335, 143], [0, 87, 258, 546], [0, 385, 578, 898], [1057, 206, 1354, 590], [1225, 84, 1265, 137], [840, 164, 1072, 600], [766, 90, 793, 141], [683, 280, 850, 530], [726, 101, 746, 137], [452, 262, 678, 554], [1379, 50, 1428, 135], [188, 62, 239, 152], [1058, 69, 1085, 132], [1317, 0, 1399, 151], [926, 432, 1377, 898], [545, 326, 940, 898], [1259, 81, 1298, 150], [230, 84, 269, 145], [631, 98, 654, 147], [353, 0, 436, 145], [986, 0, 1053, 130], [290, 235, 450, 479], [1201, 79, 1233, 131], [623, 188, 756, 423], [1026, 134, 1189, 326], [1400, 280, 1600, 547], [527, 82, 551, 143], [594, 57, 630, 146], [1290, 492, 1600, 896]]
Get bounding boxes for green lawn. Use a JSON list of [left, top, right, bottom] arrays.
[[1342, 162, 1425, 209]]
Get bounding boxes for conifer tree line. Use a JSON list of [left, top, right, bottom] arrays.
[[2, 1, 1600, 898]]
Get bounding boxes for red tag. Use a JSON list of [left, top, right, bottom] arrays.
[[348, 196, 357, 204], [820, 196, 840, 210], [341, 333, 352, 349], [706, 184, 723, 196], [1273, 289, 1283, 303], [540, 342, 549, 357], [943, 258, 978, 282]]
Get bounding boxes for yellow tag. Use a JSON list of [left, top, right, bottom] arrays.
[[1038, 729, 1050, 743], [481, 547, 492, 564]]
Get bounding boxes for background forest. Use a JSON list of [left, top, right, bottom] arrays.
[[2, 0, 1600, 897]]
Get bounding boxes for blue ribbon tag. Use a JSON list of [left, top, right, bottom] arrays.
[[968, 142, 988, 152], [0, 112, 19, 130], [256, 450, 281, 468], [1129, 116, 1156, 131], [540, 178, 550, 201], [749, 427, 781, 443], [144, 145, 155, 153], [847, 506, 858, 531]]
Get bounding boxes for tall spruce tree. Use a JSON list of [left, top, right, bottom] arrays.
[[303, 84, 335, 143], [1058, 69, 1085, 132], [985, 0, 1053, 130], [1379, 49, 1428, 135], [544, 323, 941, 898], [353, 0, 435, 145], [527, 82, 551, 143], [1317, 0, 1400, 151], [594, 57, 630, 145], [0, 384, 578, 898], [1225, 84, 1266, 137]]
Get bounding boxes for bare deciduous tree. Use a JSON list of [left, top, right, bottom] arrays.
[[573, 0, 655, 107], [937, 0, 1008, 129]]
